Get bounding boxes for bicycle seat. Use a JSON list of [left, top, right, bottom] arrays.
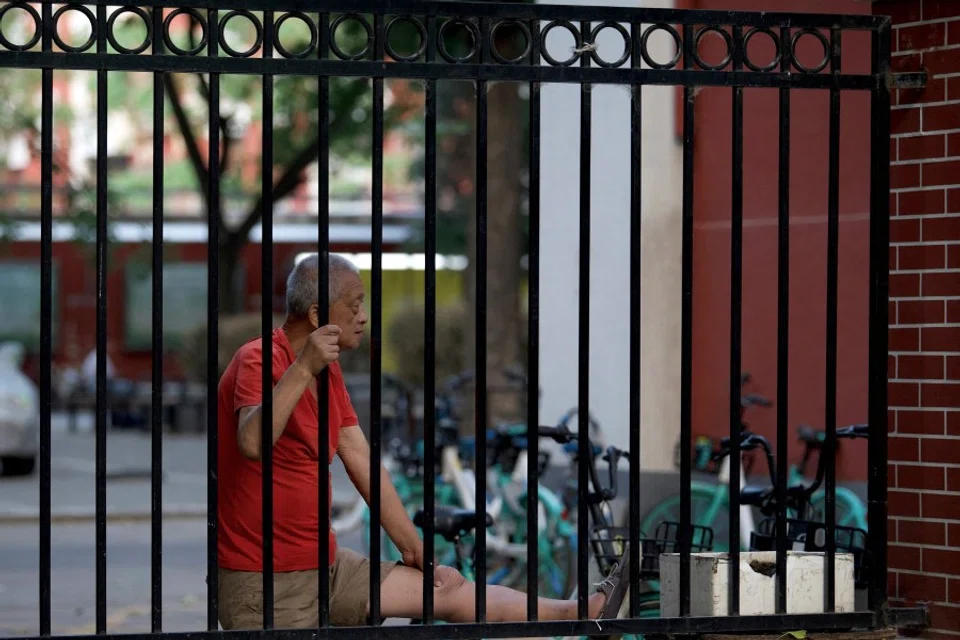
[[797, 425, 824, 449], [413, 506, 493, 542], [740, 485, 771, 507]]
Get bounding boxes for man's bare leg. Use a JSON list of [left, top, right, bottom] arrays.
[[373, 565, 608, 623]]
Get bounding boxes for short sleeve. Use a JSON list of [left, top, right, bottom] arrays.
[[333, 369, 359, 429], [233, 341, 284, 411]]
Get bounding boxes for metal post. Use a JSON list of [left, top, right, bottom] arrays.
[[260, 9, 275, 629], [824, 26, 843, 614], [867, 19, 892, 615]]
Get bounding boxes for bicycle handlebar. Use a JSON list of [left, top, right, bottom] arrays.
[[711, 422, 870, 515], [538, 424, 574, 443], [554, 407, 603, 436], [538, 423, 628, 502], [794, 423, 870, 499], [741, 393, 773, 409], [837, 423, 869, 439]]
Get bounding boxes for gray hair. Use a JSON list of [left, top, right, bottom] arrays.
[[285, 253, 360, 318]]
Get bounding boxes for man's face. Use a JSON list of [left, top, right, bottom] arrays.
[[320, 273, 367, 350]]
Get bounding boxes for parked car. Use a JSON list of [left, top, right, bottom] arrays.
[[0, 341, 39, 476]]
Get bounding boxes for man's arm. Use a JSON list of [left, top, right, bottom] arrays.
[[337, 425, 423, 566], [236, 360, 313, 460]]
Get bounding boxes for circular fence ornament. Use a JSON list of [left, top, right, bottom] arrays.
[[0, 2, 42, 52], [742, 27, 781, 72], [107, 6, 152, 56], [218, 10, 262, 59], [639, 23, 682, 70], [790, 28, 830, 74], [539, 20, 581, 67], [163, 8, 207, 56], [692, 26, 733, 71], [329, 13, 372, 61], [274, 12, 317, 59], [490, 19, 531, 65], [385, 16, 426, 62], [588, 21, 631, 69], [438, 18, 480, 63], [52, 4, 97, 54]]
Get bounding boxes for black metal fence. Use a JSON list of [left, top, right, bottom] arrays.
[[0, 0, 911, 638]]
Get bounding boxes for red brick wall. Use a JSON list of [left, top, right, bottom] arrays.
[[876, 1, 960, 636]]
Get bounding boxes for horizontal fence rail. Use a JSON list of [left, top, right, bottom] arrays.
[[0, 0, 900, 639], [0, 1, 884, 87]]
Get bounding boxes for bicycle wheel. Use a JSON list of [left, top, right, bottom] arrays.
[[808, 487, 868, 530], [639, 483, 732, 551], [538, 531, 576, 599]]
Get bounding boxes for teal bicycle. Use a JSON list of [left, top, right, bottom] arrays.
[[362, 369, 575, 594], [641, 419, 870, 554], [640, 374, 868, 552], [537, 419, 717, 640]]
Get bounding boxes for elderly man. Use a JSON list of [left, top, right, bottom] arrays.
[[216, 253, 632, 630]]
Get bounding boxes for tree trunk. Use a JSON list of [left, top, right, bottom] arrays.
[[463, 79, 524, 432], [483, 80, 524, 425], [219, 234, 244, 315]]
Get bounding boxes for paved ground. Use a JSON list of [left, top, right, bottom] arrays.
[[0, 519, 374, 637], [0, 414, 360, 522], [0, 411, 603, 636]]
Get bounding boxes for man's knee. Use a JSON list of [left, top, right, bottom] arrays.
[[433, 566, 472, 621]]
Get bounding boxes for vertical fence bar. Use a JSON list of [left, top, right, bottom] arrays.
[[422, 14, 438, 626], [576, 19, 592, 622], [475, 70, 489, 625], [867, 20, 891, 614], [151, 7, 166, 632], [261, 9, 275, 630], [317, 11, 332, 628], [679, 23, 695, 619], [95, 6, 108, 630], [728, 24, 744, 618], [824, 27, 842, 614], [774, 26, 792, 616], [206, 12, 221, 630], [38, 1, 53, 633], [368, 12, 385, 625], [628, 17, 642, 619], [525, 17, 542, 621]]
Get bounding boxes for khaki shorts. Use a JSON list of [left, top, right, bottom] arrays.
[[218, 548, 399, 629]]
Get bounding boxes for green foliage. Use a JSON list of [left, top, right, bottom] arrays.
[[386, 299, 469, 388], [384, 297, 529, 389], [181, 312, 286, 383]]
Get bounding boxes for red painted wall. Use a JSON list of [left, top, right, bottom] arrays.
[[4, 237, 377, 383], [686, 0, 876, 482]]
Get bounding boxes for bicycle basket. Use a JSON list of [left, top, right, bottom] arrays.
[[641, 521, 715, 579], [749, 517, 870, 589], [590, 521, 715, 580]]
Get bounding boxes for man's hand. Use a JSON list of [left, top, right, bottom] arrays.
[[401, 544, 425, 572], [402, 543, 445, 587], [296, 325, 341, 375]]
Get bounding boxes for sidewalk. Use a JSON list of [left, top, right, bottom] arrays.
[[0, 414, 359, 524]]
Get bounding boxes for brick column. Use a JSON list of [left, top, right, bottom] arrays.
[[875, 1, 960, 637]]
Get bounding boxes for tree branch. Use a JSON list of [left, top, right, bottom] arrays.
[[188, 29, 232, 178], [163, 74, 212, 213], [230, 136, 320, 244]]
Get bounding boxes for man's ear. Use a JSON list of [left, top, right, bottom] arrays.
[[308, 304, 320, 329]]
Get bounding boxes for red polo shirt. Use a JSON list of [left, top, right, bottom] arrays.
[[217, 327, 358, 572]]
